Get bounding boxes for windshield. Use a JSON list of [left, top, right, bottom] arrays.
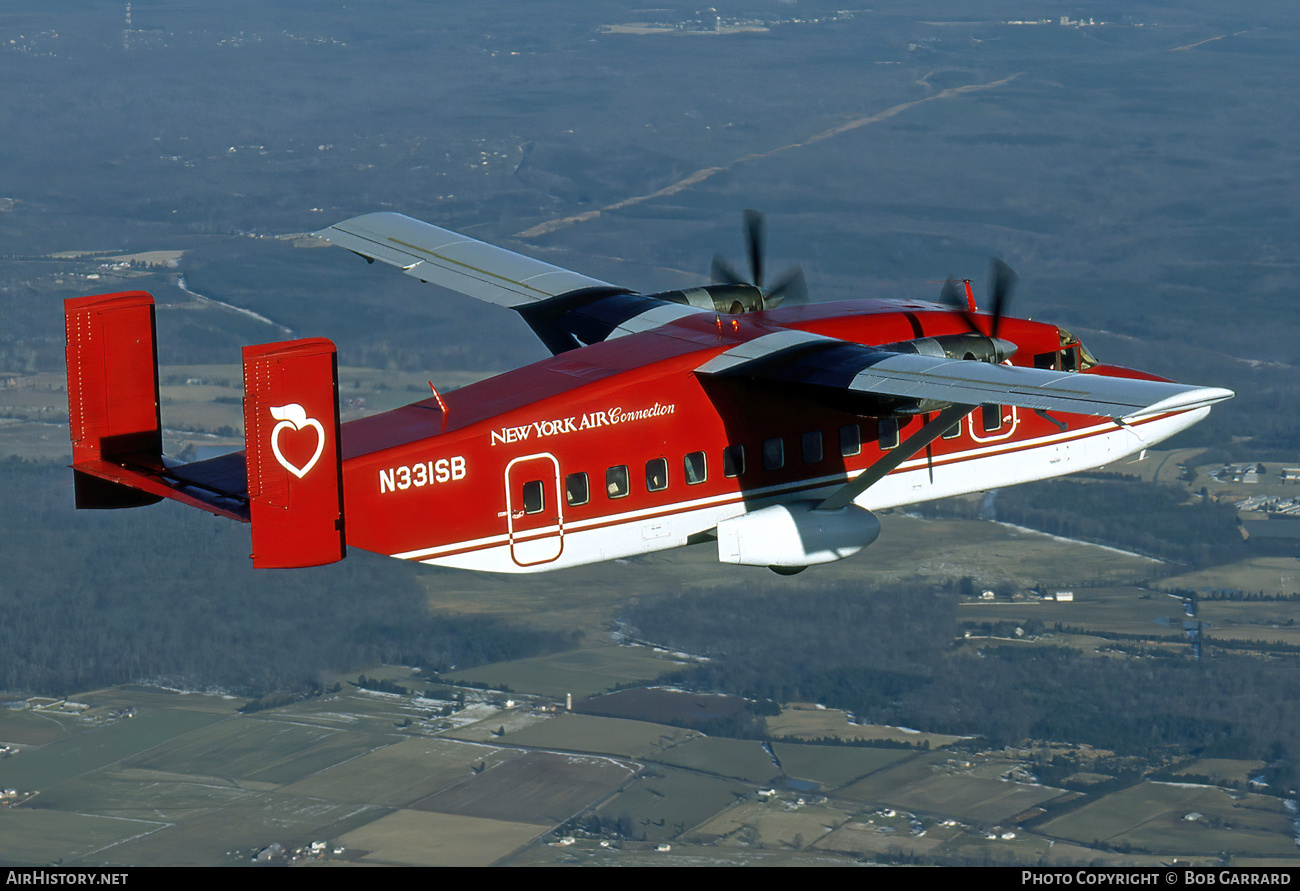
[[1058, 327, 1099, 370]]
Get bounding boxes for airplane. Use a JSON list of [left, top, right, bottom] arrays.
[[63, 210, 1233, 574]]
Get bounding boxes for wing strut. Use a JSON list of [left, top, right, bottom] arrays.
[[817, 404, 975, 511]]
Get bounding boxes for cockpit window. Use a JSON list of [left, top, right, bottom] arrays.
[[1058, 327, 1098, 370]]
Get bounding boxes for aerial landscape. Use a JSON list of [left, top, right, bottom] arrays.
[[1, 0, 1298, 867]]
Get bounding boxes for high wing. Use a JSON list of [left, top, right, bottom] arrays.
[[696, 330, 1234, 422], [314, 212, 614, 307], [318, 213, 1232, 422], [314, 212, 705, 353]]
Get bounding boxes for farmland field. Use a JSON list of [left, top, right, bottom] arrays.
[[476, 711, 695, 759], [766, 707, 962, 748], [690, 797, 851, 849], [282, 737, 516, 806], [838, 752, 1068, 825], [448, 645, 690, 699], [335, 809, 545, 867], [654, 737, 778, 785], [124, 714, 390, 786], [3, 0, 1300, 865], [593, 766, 750, 845], [772, 742, 915, 791], [411, 751, 639, 825], [0, 707, 224, 792], [1040, 782, 1297, 857], [99, 791, 387, 866]]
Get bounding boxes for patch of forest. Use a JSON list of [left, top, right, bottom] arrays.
[[919, 476, 1259, 569], [622, 583, 1300, 786], [0, 459, 578, 696]]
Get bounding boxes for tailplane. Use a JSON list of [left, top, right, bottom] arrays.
[[63, 292, 346, 568]]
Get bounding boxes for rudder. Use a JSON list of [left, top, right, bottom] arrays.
[[64, 291, 164, 508], [242, 338, 346, 568]]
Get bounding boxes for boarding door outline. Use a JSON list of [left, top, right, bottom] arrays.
[[504, 453, 563, 567]]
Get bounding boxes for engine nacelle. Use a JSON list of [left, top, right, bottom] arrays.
[[715, 501, 881, 569], [879, 332, 1017, 364], [649, 283, 767, 314]]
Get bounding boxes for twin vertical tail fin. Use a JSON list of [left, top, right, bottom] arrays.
[[64, 291, 346, 568], [242, 339, 346, 567], [65, 292, 165, 508]]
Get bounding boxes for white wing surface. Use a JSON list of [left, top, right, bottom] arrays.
[[314, 212, 615, 308], [697, 332, 1233, 422]]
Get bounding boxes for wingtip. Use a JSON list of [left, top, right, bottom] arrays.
[[1122, 385, 1235, 422]]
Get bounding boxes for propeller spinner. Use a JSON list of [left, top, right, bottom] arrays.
[[939, 258, 1019, 341], [930, 258, 1021, 363], [711, 209, 808, 311]]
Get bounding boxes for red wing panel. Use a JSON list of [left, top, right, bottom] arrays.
[[242, 339, 346, 568]]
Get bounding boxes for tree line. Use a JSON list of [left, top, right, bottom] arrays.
[[0, 459, 577, 696], [919, 476, 1261, 568], [622, 581, 1300, 788]]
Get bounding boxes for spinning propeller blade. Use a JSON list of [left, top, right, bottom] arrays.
[[937, 259, 1018, 339], [987, 257, 1018, 340], [711, 209, 808, 309]]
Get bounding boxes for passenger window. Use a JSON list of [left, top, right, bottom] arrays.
[[565, 472, 589, 506], [723, 444, 745, 478], [982, 404, 1004, 433], [1033, 351, 1058, 370], [606, 465, 629, 499], [839, 424, 861, 457], [521, 479, 545, 514], [684, 451, 707, 485], [762, 438, 784, 471], [878, 418, 899, 450], [801, 431, 823, 464], [646, 457, 668, 492], [942, 422, 961, 440]]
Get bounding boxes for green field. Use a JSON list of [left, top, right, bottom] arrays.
[[282, 737, 516, 807], [25, 767, 254, 822], [593, 766, 750, 845], [1157, 558, 1300, 600], [1172, 759, 1267, 786], [691, 797, 851, 850], [837, 751, 1067, 825], [477, 711, 694, 758], [265, 686, 449, 734], [816, 818, 950, 860], [654, 737, 778, 785], [765, 707, 962, 748], [448, 645, 690, 699], [959, 587, 1189, 636], [335, 808, 545, 867], [99, 791, 388, 867], [0, 809, 168, 867], [1040, 782, 1297, 857], [411, 750, 639, 825], [124, 714, 391, 786], [0, 707, 224, 792], [772, 742, 915, 791]]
